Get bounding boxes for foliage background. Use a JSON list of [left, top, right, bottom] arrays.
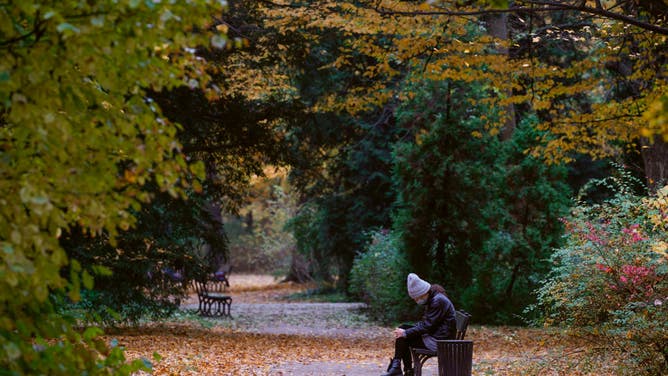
[[1, 0, 666, 374]]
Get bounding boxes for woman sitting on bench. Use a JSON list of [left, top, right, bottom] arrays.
[[381, 273, 457, 376]]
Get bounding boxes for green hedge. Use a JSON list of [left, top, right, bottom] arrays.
[[349, 230, 415, 324]]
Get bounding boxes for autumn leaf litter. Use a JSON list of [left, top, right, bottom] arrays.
[[106, 274, 624, 375]]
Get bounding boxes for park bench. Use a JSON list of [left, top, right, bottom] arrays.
[[193, 279, 232, 317], [209, 264, 232, 293], [410, 309, 472, 376]]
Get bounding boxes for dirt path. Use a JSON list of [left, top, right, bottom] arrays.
[[227, 301, 414, 375], [110, 275, 620, 375], [180, 279, 438, 375]]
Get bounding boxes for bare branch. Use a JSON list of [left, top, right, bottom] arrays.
[[257, 0, 304, 8], [523, 0, 668, 34], [371, 1, 668, 35], [551, 113, 644, 125]]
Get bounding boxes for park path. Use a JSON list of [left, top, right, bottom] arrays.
[[108, 275, 618, 375], [225, 302, 437, 375], [170, 275, 619, 375], [180, 277, 440, 375]]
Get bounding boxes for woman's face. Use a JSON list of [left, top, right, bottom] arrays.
[[413, 292, 429, 305]]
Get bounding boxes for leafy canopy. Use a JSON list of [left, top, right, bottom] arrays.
[[262, 0, 667, 162], [1, 0, 225, 373]]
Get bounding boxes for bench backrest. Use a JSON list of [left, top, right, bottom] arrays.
[[216, 263, 232, 275], [454, 310, 471, 340], [192, 280, 211, 296], [212, 264, 232, 291]]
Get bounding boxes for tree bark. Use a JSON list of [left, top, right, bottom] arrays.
[[282, 248, 313, 283], [640, 137, 668, 193], [484, 13, 516, 141]]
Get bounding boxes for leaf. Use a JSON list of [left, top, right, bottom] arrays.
[[56, 22, 80, 34], [90, 16, 105, 27], [211, 34, 227, 49], [83, 327, 103, 341], [91, 265, 113, 276], [82, 270, 94, 290], [3, 343, 21, 361], [3, 244, 13, 254]]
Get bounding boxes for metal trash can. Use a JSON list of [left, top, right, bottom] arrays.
[[437, 340, 473, 376]]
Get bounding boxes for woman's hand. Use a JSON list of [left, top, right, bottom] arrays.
[[393, 328, 406, 338]]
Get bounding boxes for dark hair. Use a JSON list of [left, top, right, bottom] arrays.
[[430, 284, 447, 297]]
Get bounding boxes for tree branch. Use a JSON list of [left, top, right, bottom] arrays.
[[257, 0, 304, 8], [523, 0, 668, 35], [63, 10, 109, 20], [372, 1, 668, 35], [0, 11, 46, 48], [551, 113, 644, 125]]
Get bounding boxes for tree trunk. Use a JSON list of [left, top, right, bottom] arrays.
[[282, 247, 313, 283], [484, 13, 516, 140], [640, 137, 668, 193]]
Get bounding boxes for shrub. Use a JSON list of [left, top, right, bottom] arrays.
[[535, 180, 668, 374], [59, 288, 182, 327], [349, 230, 414, 324]]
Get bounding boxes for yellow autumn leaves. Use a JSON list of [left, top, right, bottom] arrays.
[[644, 185, 668, 261]]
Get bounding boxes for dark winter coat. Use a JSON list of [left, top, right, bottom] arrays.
[[404, 290, 456, 340]]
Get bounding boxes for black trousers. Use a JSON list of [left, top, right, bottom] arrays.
[[393, 324, 426, 369]]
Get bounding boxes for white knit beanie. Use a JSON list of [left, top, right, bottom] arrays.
[[407, 273, 431, 299]]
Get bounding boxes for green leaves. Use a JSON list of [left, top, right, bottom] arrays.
[[349, 230, 412, 323], [1, 0, 227, 373], [486, 0, 509, 8], [536, 177, 668, 373], [390, 76, 570, 324]]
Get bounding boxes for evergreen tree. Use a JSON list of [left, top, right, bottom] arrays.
[[392, 77, 570, 323]]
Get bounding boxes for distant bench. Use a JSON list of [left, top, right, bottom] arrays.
[[193, 279, 232, 317], [209, 264, 232, 293], [192, 265, 233, 317]]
